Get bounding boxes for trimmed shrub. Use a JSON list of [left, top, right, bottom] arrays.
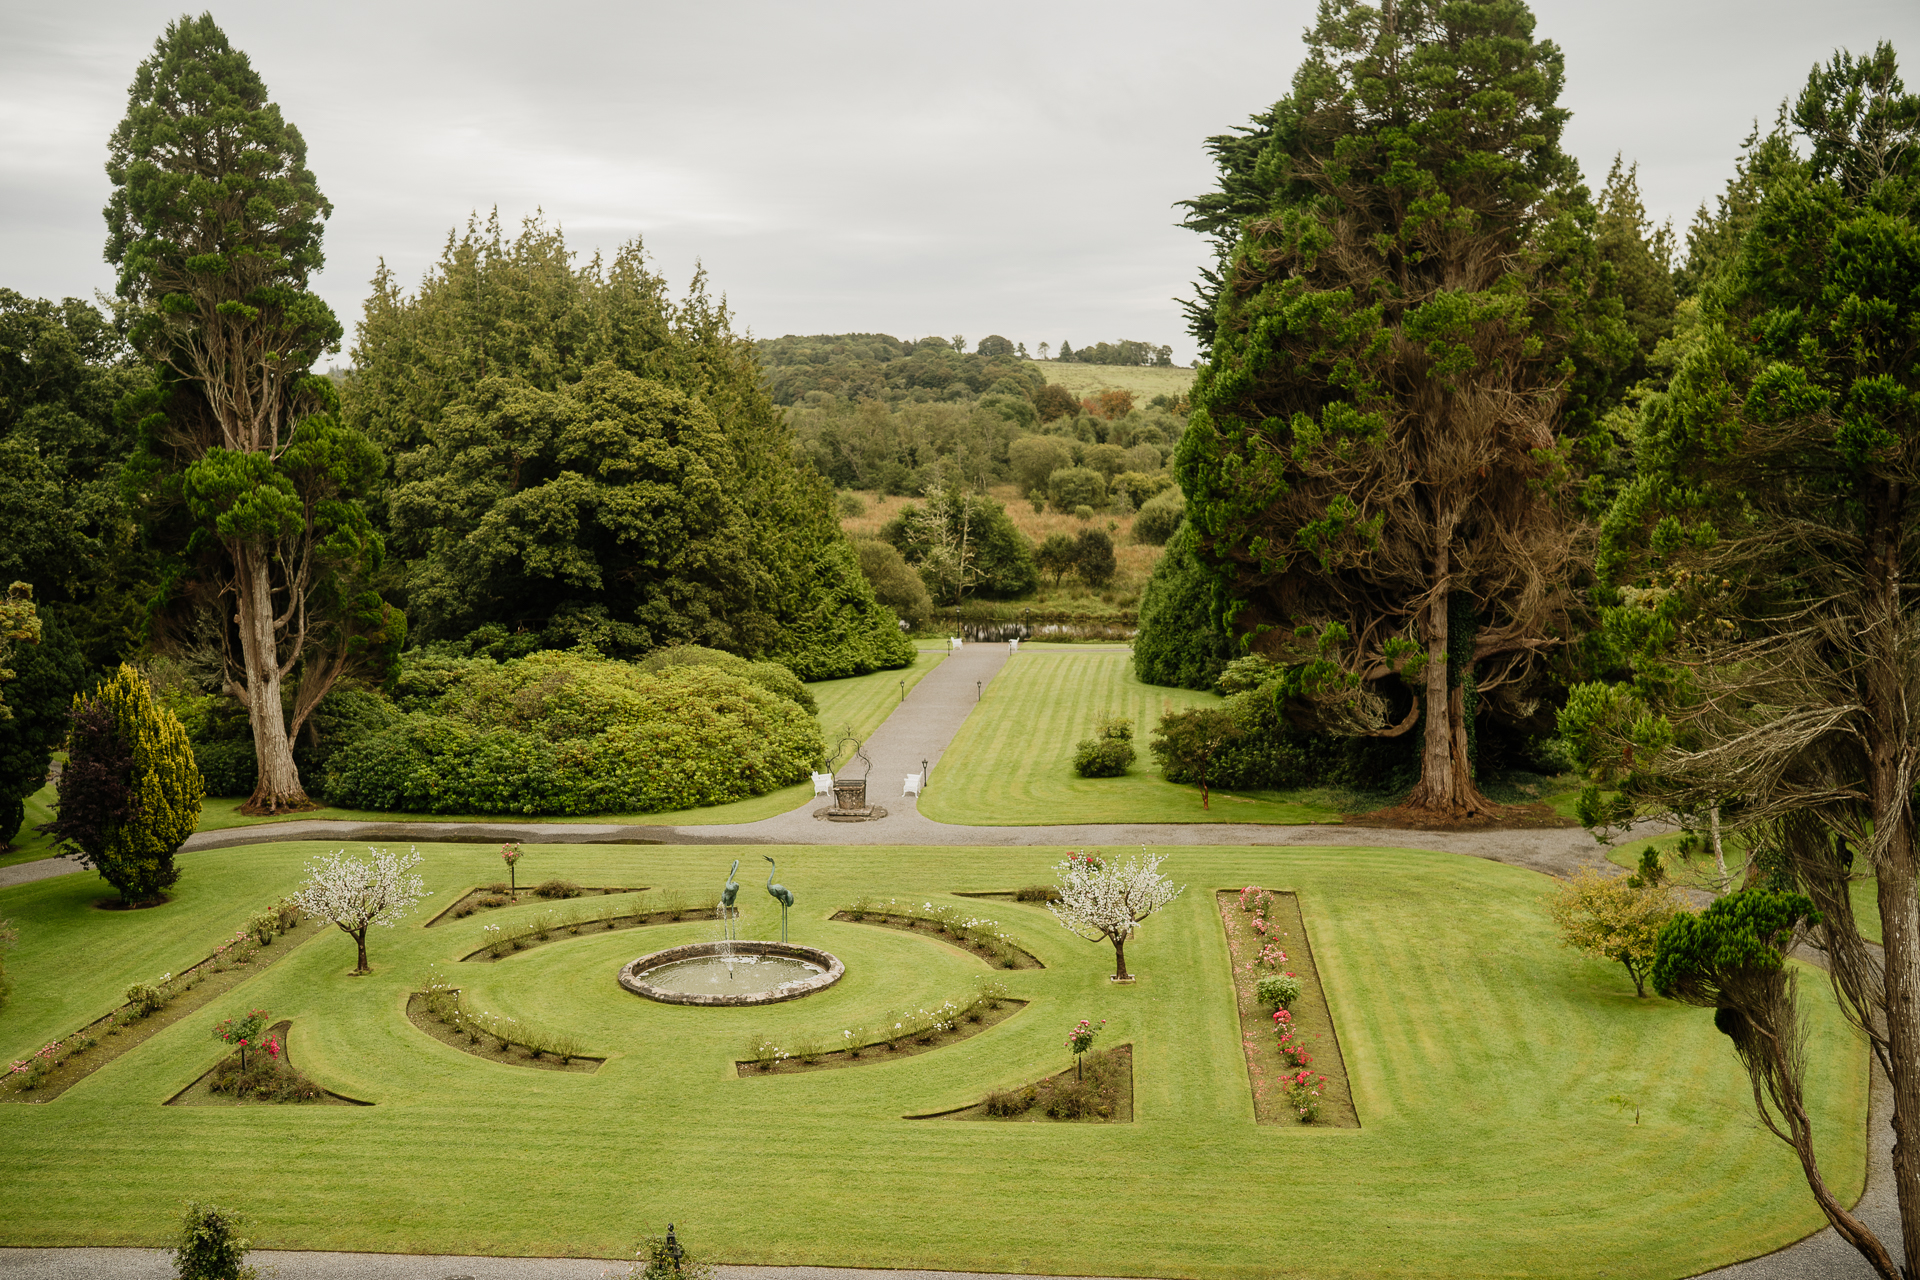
[[1014, 885, 1061, 903], [46, 665, 203, 904], [326, 653, 822, 816], [534, 879, 581, 899], [1073, 717, 1136, 777], [1256, 973, 1301, 1009]]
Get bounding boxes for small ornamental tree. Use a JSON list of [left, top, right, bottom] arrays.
[[1049, 849, 1184, 981], [212, 1008, 268, 1072], [1148, 707, 1242, 808], [501, 842, 524, 896], [291, 847, 428, 973], [46, 665, 204, 905], [1546, 867, 1685, 997], [1065, 1017, 1106, 1080], [170, 1201, 257, 1280]]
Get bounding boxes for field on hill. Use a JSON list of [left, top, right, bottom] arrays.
[[1026, 361, 1197, 401], [0, 838, 1868, 1278], [841, 487, 1165, 606]]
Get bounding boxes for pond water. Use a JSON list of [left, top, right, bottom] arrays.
[[637, 953, 824, 997]]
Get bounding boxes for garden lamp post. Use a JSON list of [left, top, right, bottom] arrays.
[[922, 757, 930, 785], [976, 680, 982, 701], [899, 678, 905, 702], [665, 1224, 684, 1273], [1023, 607, 1031, 638]]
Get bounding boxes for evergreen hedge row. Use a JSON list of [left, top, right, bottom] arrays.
[[325, 652, 823, 815]]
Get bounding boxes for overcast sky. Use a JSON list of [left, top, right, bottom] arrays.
[[4, 1, 1918, 367]]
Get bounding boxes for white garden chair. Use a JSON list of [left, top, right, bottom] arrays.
[[949, 636, 963, 651], [903, 773, 923, 798], [1008, 637, 1020, 653], [811, 772, 833, 797]]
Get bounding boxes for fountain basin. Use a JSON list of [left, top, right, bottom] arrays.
[[618, 941, 844, 1006]]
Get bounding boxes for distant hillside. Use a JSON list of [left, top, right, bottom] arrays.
[[753, 332, 1189, 506], [1026, 362, 1195, 402]]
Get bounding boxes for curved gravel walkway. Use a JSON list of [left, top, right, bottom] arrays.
[[0, 643, 1888, 1279]]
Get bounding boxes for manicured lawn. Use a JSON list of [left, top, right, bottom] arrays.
[[0, 778, 60, 869], [193, 652, 945, 833], [0, 839, 1867, 1279], [920, 650, 1344, 825]]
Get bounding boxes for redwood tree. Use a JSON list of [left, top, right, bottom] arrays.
[[106, 15, 396, 813], [1176, 0, 1627, 816]]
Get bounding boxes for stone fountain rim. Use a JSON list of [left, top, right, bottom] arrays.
[[618, 939, 844, 1006]]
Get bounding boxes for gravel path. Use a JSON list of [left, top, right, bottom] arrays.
[[0, 644, 1889, 1279]]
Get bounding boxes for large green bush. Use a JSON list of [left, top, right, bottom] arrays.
[[1133, 526, 1236, 691], [326, 652, 822, 815], [1047, 467, 1108, 513], [1132, 488, 1185, 546], [636, 645, 817, 715]]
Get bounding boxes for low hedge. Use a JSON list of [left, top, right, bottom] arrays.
[[325, 652, 822, 815]]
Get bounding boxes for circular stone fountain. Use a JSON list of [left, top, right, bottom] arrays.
[[618, 941, 844, 1007]]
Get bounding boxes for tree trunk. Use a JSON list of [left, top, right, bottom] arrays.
[[1405, 555, 1493, 817], [353, 925, 370, 974], [1111, 935, 1130, 981], [234, 545, 311, 815], [1710, 805, 1729, 889], [1870, 729, 1920, 1272]]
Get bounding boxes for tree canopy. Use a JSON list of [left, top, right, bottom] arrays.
[[106, 13, 395, 814], [347, 216, 912, 679], [1175, 0, 1632, 816]]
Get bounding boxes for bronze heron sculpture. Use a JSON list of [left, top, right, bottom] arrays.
[[765, 855, 794, 942]]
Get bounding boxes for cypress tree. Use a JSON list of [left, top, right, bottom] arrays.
[[48, 665, 203, 904], [1176, 0, 1628, 816]]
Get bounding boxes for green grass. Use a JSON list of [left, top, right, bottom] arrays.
[[920, 651, 1343, 826], [0, 839, 1867, 1278], [193, 653, 945, 832], [1608, 829, 1885, 943], [0, 778, 61, 869], [1025, 361, 1196, 401]]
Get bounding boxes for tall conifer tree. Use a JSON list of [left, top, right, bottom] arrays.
[[1177, 0, 1626, 816], [106, 15, 397, 813]]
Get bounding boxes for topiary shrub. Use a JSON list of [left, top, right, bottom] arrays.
[[534, 879, 581, 899], [325, 652, 822, 816], [1072, 716, 1136, 778], [46, 665, 203, 904], [1256, 973, 1301, 1009]]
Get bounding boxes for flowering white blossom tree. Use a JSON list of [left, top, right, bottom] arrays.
[[1049, 849, 1184, 981], [292, 847, 429, 973]]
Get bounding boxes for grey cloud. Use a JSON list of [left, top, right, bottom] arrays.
[[2, 0, 1916, 365]]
